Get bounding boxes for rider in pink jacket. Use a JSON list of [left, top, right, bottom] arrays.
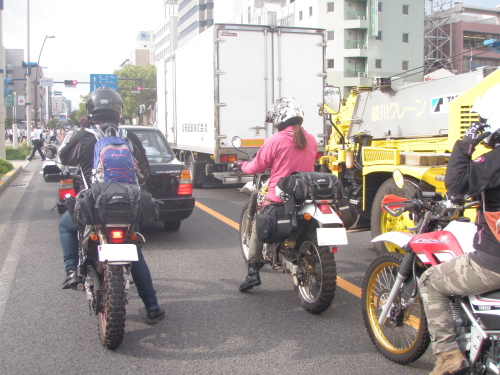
[[237, 97, 317, 292]]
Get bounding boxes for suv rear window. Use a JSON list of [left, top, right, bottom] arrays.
[[129, 130, 173, 164]]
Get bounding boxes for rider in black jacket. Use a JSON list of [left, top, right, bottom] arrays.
[[419, 88, 500, 375], [58, 88, 165, 324]]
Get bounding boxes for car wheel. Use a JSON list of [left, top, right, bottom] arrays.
[[164, 220, 181, 232]]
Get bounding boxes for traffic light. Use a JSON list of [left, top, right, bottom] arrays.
[[64, 80, 78, 87], [130, 87, 141, 93], [4, 78, 14, 96]]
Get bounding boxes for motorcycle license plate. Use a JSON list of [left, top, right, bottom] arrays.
[[316, 228, 348, 246], [98, 244, 138, 262]]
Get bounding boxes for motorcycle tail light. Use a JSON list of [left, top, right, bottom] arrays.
[[318, 204, 333, 214], [59, 179, 76, 200], [178, 169, 193, 195], [107, 228, 126, 244]]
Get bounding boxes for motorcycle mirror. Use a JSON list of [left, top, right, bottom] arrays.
[[232, 136, 242, 149], [392, 169, 405, 189], [324, 86, 341, 113]]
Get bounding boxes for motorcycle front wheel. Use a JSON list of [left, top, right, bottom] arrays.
[[98, 264, 126, 350], [239, 202, 264, 269], [294, 230, 337, 314], [361, 252, 430, 364]]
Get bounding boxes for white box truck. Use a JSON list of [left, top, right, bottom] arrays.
[[156, 24, 326, 187]]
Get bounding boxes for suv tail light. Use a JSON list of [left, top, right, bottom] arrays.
[[178, 169, 193, 195], [59, 179, 76, 200]]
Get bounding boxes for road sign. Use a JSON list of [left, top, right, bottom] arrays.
[[17, 95, 25, 105], [90, 74, 118, 92], [4, 93, 14, 107], [39, 78, 53, 86], [54, 91, 62, 96]]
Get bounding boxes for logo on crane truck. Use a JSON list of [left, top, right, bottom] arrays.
[[431, 94, 461, 114]]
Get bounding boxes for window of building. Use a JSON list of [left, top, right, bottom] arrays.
[[375, 31, 382, 41], [462, 57, 500, 73], [327, 31, 334, 41], [309, 6, 313, 17], [299, 11, 302, 21], [375, 59, 382, 69], [378, 2, 382, 12], [402, 61, 409, 70], [463, 31, 500, 49], [327, 2, 334, 12], [403, 5, 409, 15], [403, 33, 409, 43], [327, 59, 334, 69]]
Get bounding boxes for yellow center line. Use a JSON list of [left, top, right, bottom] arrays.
[[194, 201, 363, 298]]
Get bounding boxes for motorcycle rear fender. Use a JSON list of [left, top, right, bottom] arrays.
[[372, 232, 414, 249], [297, 204, 344, 225]]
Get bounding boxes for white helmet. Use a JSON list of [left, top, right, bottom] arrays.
[[265, 97, 304, 130], [471, 84, 500, 147]]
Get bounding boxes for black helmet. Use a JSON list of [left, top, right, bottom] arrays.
[[86, 87, 123, 124]]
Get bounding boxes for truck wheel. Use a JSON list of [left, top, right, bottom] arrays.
[[371, 178, 416, 254], [188, 156, 203, 188]]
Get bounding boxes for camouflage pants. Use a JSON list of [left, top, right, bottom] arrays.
[[419, 253, 500, 354]]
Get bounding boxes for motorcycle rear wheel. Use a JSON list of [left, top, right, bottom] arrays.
[[294, 230, 337, 314], [98, 264, 126, 350], [361, 252, 430, 364]]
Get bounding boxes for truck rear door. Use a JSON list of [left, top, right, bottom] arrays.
[[216, 25, 273, 149]]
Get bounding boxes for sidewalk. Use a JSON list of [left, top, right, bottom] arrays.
[[0, 159, 31, 196]]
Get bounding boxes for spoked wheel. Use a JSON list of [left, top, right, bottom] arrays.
[[294, 230, 336, 314], [98, 264, 127, 350], [239, 202, 264, 269], [361, 252, 430, 364]]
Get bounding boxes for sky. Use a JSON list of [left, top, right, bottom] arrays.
[[2, 0, 500, 109]]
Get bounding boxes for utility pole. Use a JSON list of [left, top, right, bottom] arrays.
[[26, 0, 32, 137], [0, 0, 6, 160]]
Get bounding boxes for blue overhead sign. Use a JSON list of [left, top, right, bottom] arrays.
[[90, 74, 118, 93]]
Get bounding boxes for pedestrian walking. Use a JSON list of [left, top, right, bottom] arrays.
[[27, 126, 46, 161]]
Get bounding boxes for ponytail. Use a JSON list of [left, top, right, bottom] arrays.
[[292, 123, 307, 150]]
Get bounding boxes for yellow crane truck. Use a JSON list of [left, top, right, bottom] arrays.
[[319, 68, 500, 252]]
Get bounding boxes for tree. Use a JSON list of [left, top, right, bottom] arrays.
[[114, 64, 157, 124], [4, 117, 12, 129]]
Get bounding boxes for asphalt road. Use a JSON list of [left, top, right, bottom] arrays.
[[0, 160, 434, 375]]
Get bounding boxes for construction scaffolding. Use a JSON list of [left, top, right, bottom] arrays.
[[424, 0, 454, 75]]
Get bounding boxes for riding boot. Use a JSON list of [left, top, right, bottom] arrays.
[[62, 269, 81, 289], [429, 349, 469, 375], [239, 263, 261, 292]]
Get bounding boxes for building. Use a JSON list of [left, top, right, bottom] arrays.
[[177, 0, 214, 47], [277, 0, 424, 96], [427, 2, 500, 75], [4, 49, 27, 127], [153, 0, 179, 62]]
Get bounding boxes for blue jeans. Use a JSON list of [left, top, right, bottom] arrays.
[[58, 211, 159, 311]]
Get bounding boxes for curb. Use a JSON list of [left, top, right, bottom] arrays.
[[0, 160, 30, 197]]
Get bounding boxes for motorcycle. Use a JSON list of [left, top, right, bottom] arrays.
[[232, 136, 349, 314], [44, 165, 144, 350], [361, 169, 500, 374]]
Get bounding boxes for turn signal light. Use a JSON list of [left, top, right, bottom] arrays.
[[129, 233, 138, 241], [90, 233, 99, 242], [178, 169, 193, 195], [303, 213, 312, 220], [220, 154, 237, 163]]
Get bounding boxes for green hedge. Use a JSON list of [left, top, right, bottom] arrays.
[[0, 159, 14, 176], [6, 145, 31, 160]]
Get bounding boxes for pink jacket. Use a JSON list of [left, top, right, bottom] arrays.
[[241, 128, 317, 202]]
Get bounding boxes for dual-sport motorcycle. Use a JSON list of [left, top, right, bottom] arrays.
[[231, 137, 349, 314], [44, 162, 147, 350], [362, 169, 500, 374]]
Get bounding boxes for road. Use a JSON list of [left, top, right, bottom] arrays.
[[0, 160, 434, 375]]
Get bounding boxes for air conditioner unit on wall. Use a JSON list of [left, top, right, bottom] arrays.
[[358, 44, 366, 49], [358, 72, 365, 77]]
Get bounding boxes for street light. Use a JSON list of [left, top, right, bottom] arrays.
[[33, 35, 55, 128]]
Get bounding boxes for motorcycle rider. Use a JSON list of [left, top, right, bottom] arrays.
[[58, 87, 165, 324], [419, 86, 500, 375], [235, 97, 317, 292]]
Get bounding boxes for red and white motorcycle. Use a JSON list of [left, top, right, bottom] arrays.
[[361, 170, 500, 374]]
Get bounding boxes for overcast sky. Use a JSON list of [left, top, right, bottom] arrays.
[[2, 0, 499, 108]]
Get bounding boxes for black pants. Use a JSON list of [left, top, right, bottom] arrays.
[[28, 140, 45, 160]]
